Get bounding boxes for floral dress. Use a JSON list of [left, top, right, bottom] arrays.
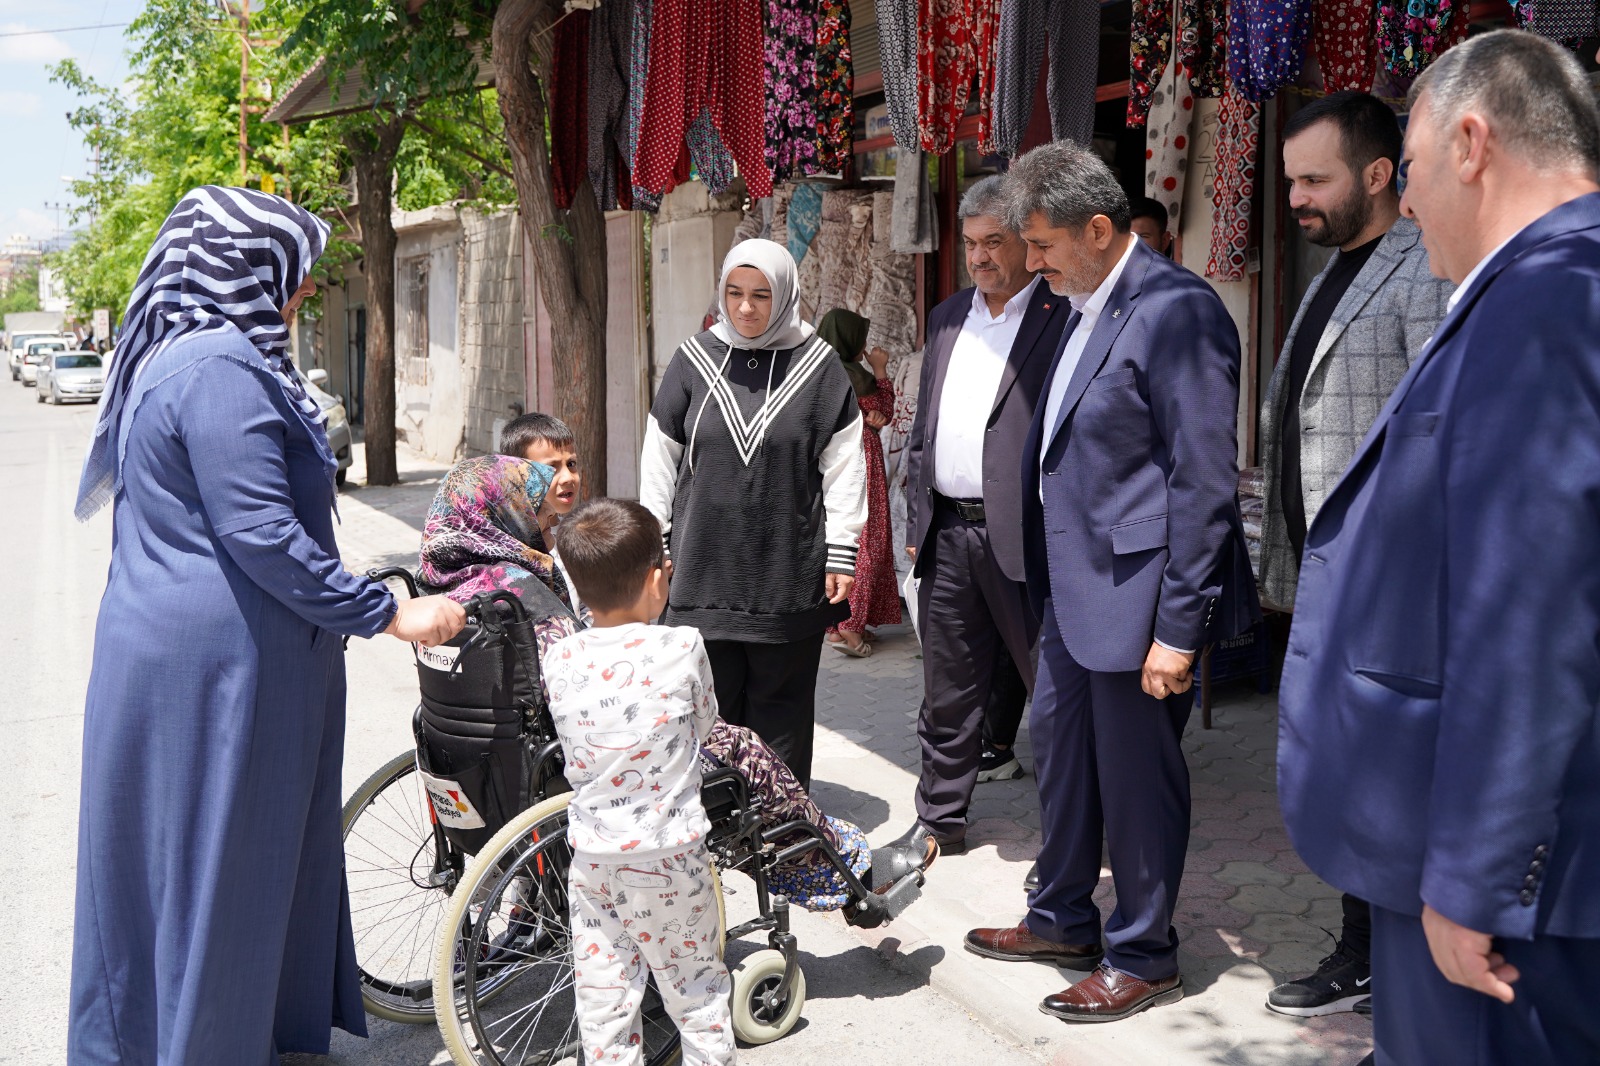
[[830, 377, 903, 637]]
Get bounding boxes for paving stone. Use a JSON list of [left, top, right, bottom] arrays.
[[1214, 861, 1295, 889]]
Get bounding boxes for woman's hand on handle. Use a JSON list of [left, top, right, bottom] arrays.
[[385, 595, 467, 647], [826, 574, 855, 604]]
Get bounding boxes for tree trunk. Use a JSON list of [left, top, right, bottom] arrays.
[[346, 118, 406, 486], [493, 0, 609, 495]]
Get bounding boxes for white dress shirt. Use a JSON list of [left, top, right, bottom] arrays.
[[1446, 228, 1525, 313], [933, 275, 1042, 499], [1039, 235, 1140, 465]]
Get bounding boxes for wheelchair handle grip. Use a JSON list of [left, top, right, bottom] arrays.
[[368, 567, 421, 599]]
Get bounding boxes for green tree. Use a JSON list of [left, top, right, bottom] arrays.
[[0, 259, 41, 316]]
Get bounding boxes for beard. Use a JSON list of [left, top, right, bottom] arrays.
[[1293, 185, 1373, 248]]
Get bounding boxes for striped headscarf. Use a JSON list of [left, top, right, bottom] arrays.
[[75, 186, 332, 520]]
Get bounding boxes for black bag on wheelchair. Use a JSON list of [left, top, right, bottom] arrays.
[[411, 591, 548, 855]]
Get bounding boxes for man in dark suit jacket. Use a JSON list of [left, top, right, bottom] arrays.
[[965, 142, 1259, 1022], [1279, 31, 1600, 1064], [892, 175, 1072, 860]]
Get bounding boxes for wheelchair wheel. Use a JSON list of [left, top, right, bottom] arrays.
[[434, 793, 719, 1066], [729, 949, 806, 1045], [342, 749, 463, 1023]]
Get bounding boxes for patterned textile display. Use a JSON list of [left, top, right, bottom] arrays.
[[786, 182, 825, 265], [797, 190, 860, 321], [1313, 0, 1377, 91], [77, 186, 332, 520], [865, 190, 919, 358], [841, 197, 877, 312], [417, 455, 573, 611], [917, 0, 1002, 154], [1207, 88, 1262, 282], [988, 0, 1101, 156], [587, 0, 631, 211], [1376, 0, 1465, 77], [769, 182, 795, 248], [829, 376, 903, 636], [1516, 0, 1597, 44], [633, 0, 772, 199], [875, 0, 924, 149], [550, 11, 590, 211], [627, 0, 663, 210], [1144, 60, 1196, 233], [1227, 0, 1314, 101], [891, 147, 938, 253], [1128, 0, 1173, 127], [1179, 0, 1230, 96], [815, 0, 855, 172], [765, 0, 821, 184]]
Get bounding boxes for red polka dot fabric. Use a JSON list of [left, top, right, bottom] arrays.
[[633, 0, 774, 199], [1312, 0, 1376, 92]]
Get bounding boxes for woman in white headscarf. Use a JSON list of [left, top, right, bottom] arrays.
[[640, 238, 867, 788]]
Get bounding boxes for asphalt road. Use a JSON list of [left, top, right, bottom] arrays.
[[0, 375, 1036, 1066]]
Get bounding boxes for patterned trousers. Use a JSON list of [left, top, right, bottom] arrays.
[[570, 849, 733, 1066], [988, 0, 1101, 156]]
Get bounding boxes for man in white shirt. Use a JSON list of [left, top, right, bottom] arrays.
[[890, 176, 1072, 863], [966, 142, 1258, 1024]]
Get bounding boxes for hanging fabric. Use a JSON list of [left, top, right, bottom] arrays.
[[815, 0, 855, 172], [766, 0, 822, 184], [1516, 0, 1596, 44], [1128, 0, 1174, 127], [627, 0, 663, 210], [875, 0, 924, 149], [916, 0, 1001, 154], [890, 147, 938, 253], [1313, 0, 1377, 92], [550, 10, 590, 211], [1207, 88, 1261, 282], [1228, 0, 1314, 102], [1178, 0, 1230, 97], [787, 183, 826, 264], [1376, 0, 1465, 78], [587, 0, 631, 210], [988, 0, 1101, 157], [633, 0, 773, 199], [1144, 60, 1196, 234]]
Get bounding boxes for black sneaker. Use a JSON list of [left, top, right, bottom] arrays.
[[1266, 942, 1371, 1017], [976, 742, 1024, 783]]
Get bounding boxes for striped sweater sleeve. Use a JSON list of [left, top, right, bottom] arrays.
[[640, 349, 692, 541], [820, 410, 867, 574]]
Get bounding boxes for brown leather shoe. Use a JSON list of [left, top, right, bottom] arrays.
[[1040, 964, 1183, 1022], [964, 921, 1104, 971]]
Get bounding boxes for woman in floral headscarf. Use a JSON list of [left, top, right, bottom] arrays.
[[419, 455, 932, 909]]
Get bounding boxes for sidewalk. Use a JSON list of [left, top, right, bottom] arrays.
[[334, 444, 1371, 1066]]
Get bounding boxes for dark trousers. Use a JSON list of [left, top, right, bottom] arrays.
[[704, 638, 823, 789], [983, 648, 1029, 749], [1370, 905, 1600, 1066], [913, 503, 1039, 836], [1342, 892, 1372, 962], [1026, 601, 1193, 981]]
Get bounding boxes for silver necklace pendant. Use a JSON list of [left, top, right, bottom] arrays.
[[747, 356, 759, 370]]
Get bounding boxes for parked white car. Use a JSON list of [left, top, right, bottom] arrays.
[[17, 337, 70, 386], [305, 368, 354, 486], [36, 350, 105, 404], [9, 333, 70, 381]]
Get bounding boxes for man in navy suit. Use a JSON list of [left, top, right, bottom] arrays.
[[965, 142, 1259, 1021], [1277, 30, 1600, 1064], [891, 176, 1072, 863]]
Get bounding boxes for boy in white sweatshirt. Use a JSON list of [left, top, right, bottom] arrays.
[[543, 498, 734, 1066]]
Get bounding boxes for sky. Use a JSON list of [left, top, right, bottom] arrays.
[[0, 0, 140, 251]]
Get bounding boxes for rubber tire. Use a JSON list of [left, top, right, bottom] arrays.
[[729, 949, 806, 1045], [434, 793, 717, 1066], [339, 750, 441, 1024], [35, 384, 44, 402], [336, 467, 347, 487], [49, 383, 60, 405]]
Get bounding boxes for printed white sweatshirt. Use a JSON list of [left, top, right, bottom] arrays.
[[543, 623, 718, 863]]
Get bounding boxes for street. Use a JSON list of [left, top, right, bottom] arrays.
[[1, 376, 1369, 1065]]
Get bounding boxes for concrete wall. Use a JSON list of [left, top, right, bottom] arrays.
[[649, 182, 745, 390], [460, 210, 528, 456], [394, 206, 465, 462]]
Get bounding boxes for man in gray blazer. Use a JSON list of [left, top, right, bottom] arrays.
[[1259, 91, 1452, 1025]]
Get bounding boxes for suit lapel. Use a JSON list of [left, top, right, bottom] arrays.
[[1044, 243, 1150, 451], [990, 279, 1062, 416], [1304, 221, 1419, 386]]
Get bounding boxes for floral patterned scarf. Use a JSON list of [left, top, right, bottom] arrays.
[[419, 455, 572, 611]]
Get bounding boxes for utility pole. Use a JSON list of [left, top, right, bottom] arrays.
[[238, 0, 249, 184]]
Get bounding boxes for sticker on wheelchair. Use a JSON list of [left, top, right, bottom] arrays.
[[416, 768, 487, 829], [415, 643, 462, 673]]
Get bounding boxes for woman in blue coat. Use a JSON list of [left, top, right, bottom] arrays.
[[68, 187, 465, 1065]]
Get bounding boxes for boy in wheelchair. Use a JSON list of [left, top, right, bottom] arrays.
[[544, 498, 735, 1065]]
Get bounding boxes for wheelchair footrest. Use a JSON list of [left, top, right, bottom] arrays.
[[879, 871, 923, 920]]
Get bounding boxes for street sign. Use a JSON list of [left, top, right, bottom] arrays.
[[93, 308, 110, 341]]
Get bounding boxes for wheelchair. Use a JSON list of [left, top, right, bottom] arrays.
[[341, 568, 927, 1066]]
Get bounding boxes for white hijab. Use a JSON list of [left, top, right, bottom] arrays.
[[710, 238, 815, 351]]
